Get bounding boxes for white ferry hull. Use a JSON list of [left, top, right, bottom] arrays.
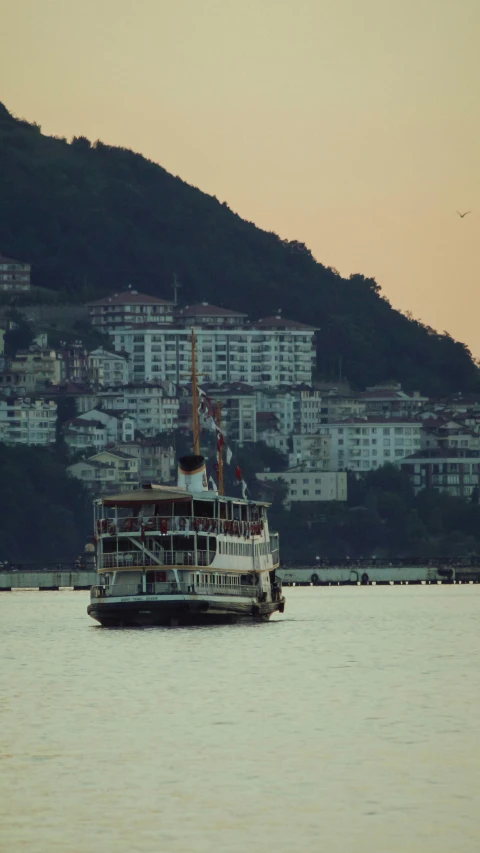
[[87, 594, 285, 627]]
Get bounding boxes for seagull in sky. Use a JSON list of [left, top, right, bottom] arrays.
[[456, 210, 471, 218]]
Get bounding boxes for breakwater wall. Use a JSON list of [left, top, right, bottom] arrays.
[[278, 564, 480, 586], [0, 571, 96, 591], [2, 565, 480, 591]]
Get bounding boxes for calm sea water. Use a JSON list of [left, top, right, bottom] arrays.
[[1, 586, 480, 853]]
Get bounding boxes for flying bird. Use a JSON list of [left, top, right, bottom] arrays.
[[456, 210, 471, 218]]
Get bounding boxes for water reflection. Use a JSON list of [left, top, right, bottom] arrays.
[[1, 586, 480, 852]]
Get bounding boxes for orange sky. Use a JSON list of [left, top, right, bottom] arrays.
[[2, 0, 479, 352]]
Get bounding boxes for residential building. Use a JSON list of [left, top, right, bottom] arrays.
[[0, 253, 31, 292], [67, 449, 140, 493], [255, 412, 290, 454], [74, 383, 179, 436], [359, 384, 429, 417], [255, 390, 296, 435], [322, 393, 367, 422], [89, 449, 140, 490], [321, 418, 423, 471], [256, 469, 347, 506], [87, 290, 174, 331], [64, 418, 107, 453], [293, 389, 325, 433], [420, 418, 480, 452], [111, 315, 316, 387], [205, 384, 257, 444], [72, 408, 135, 444], [10, 346, 62, 388], [86, 347, 129, 387], [112, 439, 176, 484], [0, 369, 36, 396], [290, 433, 330, 471], [256, 424, 289, 454], [59, 342, 90, 384], [175, 303, 248, 327], [67, 459, 117, 492], [0, 397, 57, 445], [401, 449, 480, 499]]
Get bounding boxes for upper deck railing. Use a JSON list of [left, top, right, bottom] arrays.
[[96, 515, 266, 538], [101, 550, 212, 568], [91, 581, 259, 599]]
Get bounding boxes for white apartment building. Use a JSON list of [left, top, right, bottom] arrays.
[[0, 397, 57, 445], [256, 388, 324, 436], [67, 449, 140, 493], [111, 315, 316, 387], [64, 417, 108, 452], [67, 459, 117, 492], [290, 433, 330, 471], [255, 390, 295, 435], [207, 385, 257, 444], [112, 440, 176, 484], [75, 384, 179, 436], [360, 385, 429, 417], [322, 418, 422, 471], [87, 290, 175, 331], [257, 470, 347, 505], [256, 412, 289, 454], [293, 389, 325, 433], [255, 389, 325, 455], [75, 409, 135, 443], [64, 408, 135, 452], [86, 348, 129, 387]]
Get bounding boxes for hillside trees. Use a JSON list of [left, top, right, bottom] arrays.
[[0, 102, 477, 395]]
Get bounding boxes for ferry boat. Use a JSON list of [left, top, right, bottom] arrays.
[[87, 333, 285, 627]]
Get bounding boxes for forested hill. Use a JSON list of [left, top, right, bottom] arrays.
[[0, 101, 477, 396]]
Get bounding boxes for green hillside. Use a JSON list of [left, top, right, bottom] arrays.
[[0, 102, 477, 396]]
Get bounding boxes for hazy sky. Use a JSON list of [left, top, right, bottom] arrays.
[[2, 0, 479, 351]]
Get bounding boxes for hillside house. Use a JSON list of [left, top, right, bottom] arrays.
[[0, 253, 31, 292]]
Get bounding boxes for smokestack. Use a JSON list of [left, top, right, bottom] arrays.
[[177, 454, 209, 492]]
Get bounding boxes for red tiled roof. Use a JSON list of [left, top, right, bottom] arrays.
[[176, 303, 247, 318], [326, 417, 422, 425], [87, 291, 174, 307], [252, 316, 316, 331], [67, 418, 105, 429], [359, 390, 408, 400]]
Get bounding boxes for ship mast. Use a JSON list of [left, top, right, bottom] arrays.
[[190, 328, 200, 455], [216, 400, 224, 496]]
